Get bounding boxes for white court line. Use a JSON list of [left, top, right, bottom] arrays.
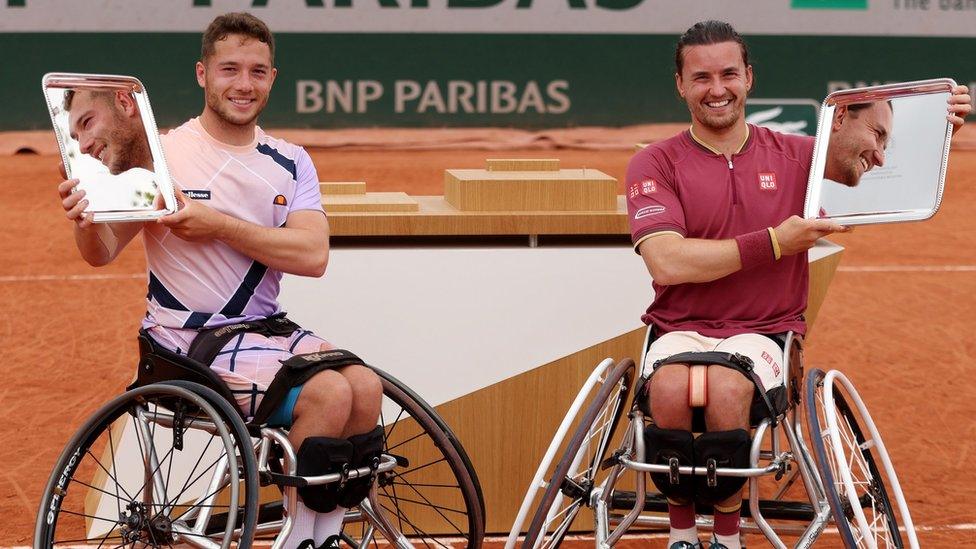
[[2, 265, 975, 284], [0, 273, 144, 282], [838, 265, 976, 272]]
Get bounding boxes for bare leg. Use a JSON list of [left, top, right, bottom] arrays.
[[704, 367, 753, 549]]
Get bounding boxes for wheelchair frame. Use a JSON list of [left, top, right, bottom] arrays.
[[35, 340, 485, 549], [508, 328, 916, 549]]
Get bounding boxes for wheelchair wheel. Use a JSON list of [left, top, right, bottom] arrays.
[[338, 366, 485, 549], [805, 368, 915, 549], [35, 382, 259, 549], [521, 359, 636, 549]]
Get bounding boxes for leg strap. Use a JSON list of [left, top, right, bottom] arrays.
[[295, 437, 353, 513], [655, 351, 777, 425], [250, 349, 365, 426], [338, 426, 385, 507]]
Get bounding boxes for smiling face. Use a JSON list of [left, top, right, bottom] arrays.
[[675, 41, 753, 132], [67, 90, 151, 175], [825, 102, 894, 187], [197, 33, 277, 129]]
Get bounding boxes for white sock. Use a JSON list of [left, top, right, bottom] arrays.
[[713, 532, 742, 549], [313, 506, 346, 545], [282, 494, 317, 547], [668, 525, 699, 545]]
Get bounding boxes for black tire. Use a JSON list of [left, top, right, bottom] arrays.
[[805, 369, 904, 548], [522, 359, 636, 549], [256, 366, 486, 549], [35, 382, 259, 549], [348, 366, 485, 549]]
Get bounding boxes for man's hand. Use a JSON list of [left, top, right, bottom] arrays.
[[774, 215, 851, 257], [58, 178, 94, 229], [948, 84, 971, 135], [157, 188, 233, 242]]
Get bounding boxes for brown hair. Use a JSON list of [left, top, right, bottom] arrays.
[[201, 12, 275, 64], [675, 20, 750, 75], [62, 89, 115, 112]]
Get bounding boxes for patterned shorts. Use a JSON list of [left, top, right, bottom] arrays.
[[147, 325, 333, 418]]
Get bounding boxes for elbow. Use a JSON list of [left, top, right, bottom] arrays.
[[304, 249, 329, 278], [648, 261, 682, 286], [83, 253, 112, 268]]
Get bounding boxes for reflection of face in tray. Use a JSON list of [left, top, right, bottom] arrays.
[[65, 89, 153, 175], [824, 101, 893, 188], [809, 84, 953, 226]]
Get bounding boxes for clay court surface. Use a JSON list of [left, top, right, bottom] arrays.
[[1, 145, 975, 546]]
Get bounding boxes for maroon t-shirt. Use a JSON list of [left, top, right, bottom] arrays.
[[627, 125, 815, 337]]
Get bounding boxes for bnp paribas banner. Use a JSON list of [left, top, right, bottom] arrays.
[[1, 0, 974, 130]]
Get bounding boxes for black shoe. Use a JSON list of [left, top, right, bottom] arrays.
[[295, 540, 317, 549], [669, 542, 702, 549], [708, 539, 731, 549]]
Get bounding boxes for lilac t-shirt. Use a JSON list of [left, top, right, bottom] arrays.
[[142, 118, 324, 330], [627, 125, 815, 337]]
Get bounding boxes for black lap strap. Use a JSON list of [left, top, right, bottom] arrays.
[[186, 314, 302, 367], [249, 349, 365, 427], [655, 351, 778, 425]]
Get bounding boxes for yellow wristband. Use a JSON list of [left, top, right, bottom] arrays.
[[767, 227, 782, 261]]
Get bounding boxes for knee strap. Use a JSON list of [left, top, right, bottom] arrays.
[[692, 429, 751, 504], [644, 425, 695, 504], [250, 349, 365, 426], [339, 425, 385, 507], [654, 351, 777, 424], [296, 437, 353, 513]]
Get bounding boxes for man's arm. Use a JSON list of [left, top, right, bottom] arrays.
[[638, 216, 850, 286], [58, 178, 143, 266], [157, 190, 329, 277]]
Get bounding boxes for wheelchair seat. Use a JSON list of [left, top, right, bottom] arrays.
[[128, 330, 245, 421]]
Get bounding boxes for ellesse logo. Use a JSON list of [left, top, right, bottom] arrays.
[[183, 189, 211, 200]]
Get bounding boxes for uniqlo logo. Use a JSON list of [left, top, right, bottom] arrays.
[[759, 172, 777, 190], [629, 179, 658, 198]]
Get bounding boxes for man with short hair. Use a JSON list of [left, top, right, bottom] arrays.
[[58, 12, 382, 549], [824, 101, 894, 187], [627, 20, 969, 548], [65, 89, 153, 175]]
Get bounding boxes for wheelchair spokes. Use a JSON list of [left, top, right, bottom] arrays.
[[806, 368, 914, 549], [337, 367, 484, 549], [520, 359, 636, 549], [36, 384, 258, 549]]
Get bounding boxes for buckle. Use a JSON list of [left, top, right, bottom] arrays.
[[668, 457, 681, 485], [706, 458, 718, 487]]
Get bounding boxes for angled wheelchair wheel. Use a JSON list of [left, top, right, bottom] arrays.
[[520, 359, 636, 549], [339, 366, 485, 549], [805, 368, 915, 549], [35, 382, 259, 549]]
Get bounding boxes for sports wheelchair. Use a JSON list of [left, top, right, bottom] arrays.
[[507, 328, 916, 548], [35, 332, 485, 549]]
